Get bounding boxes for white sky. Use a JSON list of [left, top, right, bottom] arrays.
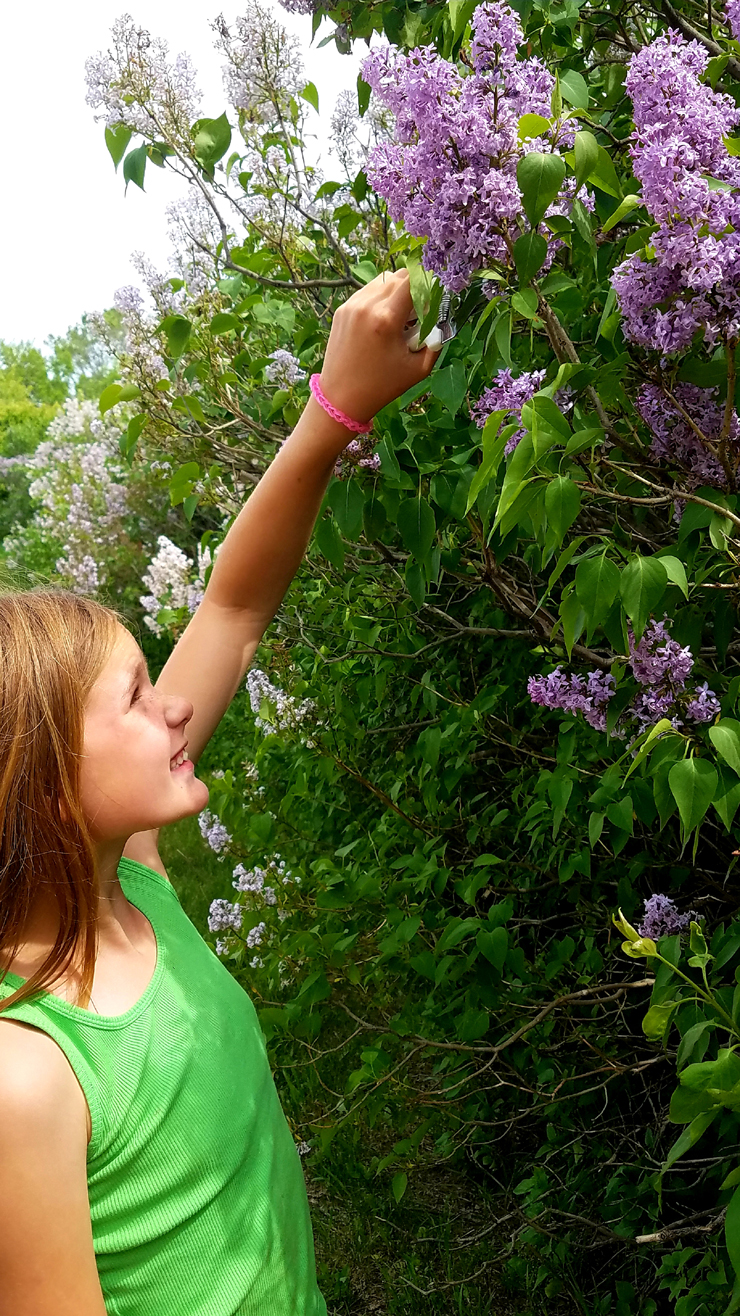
[[0, 1, 361, 348]]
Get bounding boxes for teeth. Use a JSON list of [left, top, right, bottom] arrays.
[[171, 749, 189, 768]]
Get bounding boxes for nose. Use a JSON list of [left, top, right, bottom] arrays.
[[164, 692, 193, 728]]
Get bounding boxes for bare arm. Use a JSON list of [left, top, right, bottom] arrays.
[[0, 1020, 107, 1316], [153, 270, 438, 763]]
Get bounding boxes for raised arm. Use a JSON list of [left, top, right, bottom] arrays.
[[153, 269, 438, 762]]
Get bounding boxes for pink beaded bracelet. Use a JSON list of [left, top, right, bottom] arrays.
[[310, 374, 374, 435]]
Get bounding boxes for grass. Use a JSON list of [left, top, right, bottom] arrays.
[[158, 816, 564, 1316]]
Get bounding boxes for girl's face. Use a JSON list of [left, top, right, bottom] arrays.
[[80, 626, 209, 843]]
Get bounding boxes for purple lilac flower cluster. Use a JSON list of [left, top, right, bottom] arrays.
[[471, 368, 546, 454], [362, 2, 572, 291], [635, 383, 739, 492], [198, 809, 233, 855], [529, 618, 720, 733], [278, 0, 319, 11], [612, 32, 740, 354], [638, 893, 699, 938], [213, 855, 298, 959], [528, 668, 616, 730], [728, 0, 740, 37], [334, 436, 382, 480]]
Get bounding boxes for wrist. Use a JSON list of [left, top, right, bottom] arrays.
[[310, 374, 375, 434]]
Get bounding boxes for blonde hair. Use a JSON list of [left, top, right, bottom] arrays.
[[0, 589, 121, 1012]]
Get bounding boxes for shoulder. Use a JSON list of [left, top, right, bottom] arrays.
[[122, 828, 170, 881], [0, 1018, 88, 1137]]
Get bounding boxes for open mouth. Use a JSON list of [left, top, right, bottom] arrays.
[[170, 747, 191, 771]]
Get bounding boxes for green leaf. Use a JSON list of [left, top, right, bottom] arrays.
[[105, 124, 132, 170], [457, 1007, 490, 1041], [601, 194, 642, 234], [709, 720, 740, 775], [192, 113, 232, 168], [350, 260, 378, 285], [560, 69, 589, 109], [314, 515, 345, 570], [668, 758, 718, 834], [123, 144, 147, 192], [662, 1109, 719, 1171], [327, 479, 365, 541], [210, 312, 241, 335], [714, 765, 740, 831], [357, 73, 371, 117], [642, 1000, 678, 1041], [391, 1171, 408, 1204], [476, 926, 508, 970], [511, 289, 539, 319], [516, 152, 566, 228], [573, 131, 599, 192], [300, 81, 319, 112], [183, 494, 200, 522], [514, 231, 547, 285], [405, 558, 426, 607], [429, 360, 467, 416], [517, 113, 551, 142], [619, 554, 667, 642], [406, 251, 434, 324], [658, 555, 689, 598], [545, 476, 581, 542], [575, 555, 621, 631], [588, 146, 622, 199], [397, 497, 436, 561], [466, 410, 510, 511], [161, 315, 192, 359]]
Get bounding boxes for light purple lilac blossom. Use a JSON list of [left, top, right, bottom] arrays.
[[612, 32, 740, 354], [334, 436, 382, 481], [362, 2, 575, 291], [208, 899, 243, 933], [246, 921, 267, 949], [472, 368, 546, 455], [199, 809, 233, 855], [265, 349, 307, 387], [2, 400, 130, 594], [528, 667, 616, 731], [727, 0, 740, 38], [528, 618, 720, 733], [85, 15, 201, 141], [246, 669, 316, 736], [278, 0, 318, 11], [140, 536, 212, 636], [638, 893, 699, 939], [636, 383, 738, 491]]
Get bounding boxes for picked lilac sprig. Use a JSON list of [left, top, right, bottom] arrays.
[[638, 893, 699, 939]]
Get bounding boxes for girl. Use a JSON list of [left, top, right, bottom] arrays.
[[0, 270, 438, 1316]]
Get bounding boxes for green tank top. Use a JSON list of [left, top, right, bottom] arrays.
[[0, 857, 327, 1316]]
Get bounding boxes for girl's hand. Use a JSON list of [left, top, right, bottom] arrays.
[[318, 268, 441, 424]]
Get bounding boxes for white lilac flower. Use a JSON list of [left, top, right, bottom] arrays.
[[246, 668, 315, 736], [246, 921, 267, 948], [296, 1140, 312, 1156], [199, 809, 232, 855], [265, 349, 307, 387], [208, 899, 243, 933]]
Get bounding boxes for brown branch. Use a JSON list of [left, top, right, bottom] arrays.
[[661, 0, 740, 78]]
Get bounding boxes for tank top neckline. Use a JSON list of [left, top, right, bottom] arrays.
[[0, 857, 168, 1029]]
